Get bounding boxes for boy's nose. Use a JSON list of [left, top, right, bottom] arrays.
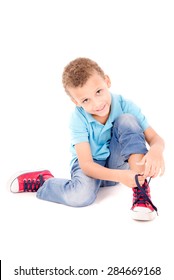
[[92, 99, 100, 109]]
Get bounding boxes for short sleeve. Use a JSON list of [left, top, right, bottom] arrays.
[[69, 108, 89, 146], [119, 95, 149, 131]]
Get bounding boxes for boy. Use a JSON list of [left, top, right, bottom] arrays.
[[9, 58, 165, 221]]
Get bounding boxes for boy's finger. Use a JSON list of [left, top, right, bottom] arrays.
[[144, 164, 151, 177]]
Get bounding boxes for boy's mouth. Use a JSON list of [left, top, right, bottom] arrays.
[[96, 104, 106, 112]]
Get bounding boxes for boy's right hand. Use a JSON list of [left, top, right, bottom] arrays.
[[118, 170, 146, 188]]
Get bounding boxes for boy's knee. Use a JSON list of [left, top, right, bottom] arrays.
[[114, 114, 142, 133], [116, 114, 138, 127], [64, 188, 97, 207], [63, 173, 100, 207]]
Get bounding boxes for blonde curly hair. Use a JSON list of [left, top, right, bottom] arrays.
[[62, 57, 105, 94]]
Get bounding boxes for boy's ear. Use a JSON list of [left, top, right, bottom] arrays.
[[104, 75, 111, 88]]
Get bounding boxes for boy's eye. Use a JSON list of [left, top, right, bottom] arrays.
[[82, 98, 89, 104], [96, 89, 102, 95]]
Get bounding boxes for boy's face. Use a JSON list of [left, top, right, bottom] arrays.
[[68, 73, 112, 123]]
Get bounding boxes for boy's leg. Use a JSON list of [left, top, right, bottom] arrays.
[[36, 160, 102, 207], [107, 113, 148, 171], [106, 113, 157, 220]]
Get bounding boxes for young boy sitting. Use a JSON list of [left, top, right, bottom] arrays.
[[9, 57, 165, 221]]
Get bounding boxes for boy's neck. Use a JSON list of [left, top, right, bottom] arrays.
[[92, 112, 110, 125]]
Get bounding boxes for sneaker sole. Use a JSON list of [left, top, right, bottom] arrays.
[[131, 208, 157, 221], [7, 169, 48, 193]]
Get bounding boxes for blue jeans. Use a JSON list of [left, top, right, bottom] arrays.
[[36, 114, 148, 207]]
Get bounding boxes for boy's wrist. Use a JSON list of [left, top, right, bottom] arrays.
[[114, 169, 125, 183]]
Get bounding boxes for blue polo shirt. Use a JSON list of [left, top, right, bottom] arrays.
[[69, 93, 149, 167]]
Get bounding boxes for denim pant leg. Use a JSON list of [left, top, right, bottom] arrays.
[[104, 114, 148, 186], [37, 114, 148, 205], [36, 160, 102, 207]]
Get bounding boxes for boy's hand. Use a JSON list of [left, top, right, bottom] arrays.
[[142, 127, 165, 178], [136, 147, 165, 178], [118, 170, 146, 188]]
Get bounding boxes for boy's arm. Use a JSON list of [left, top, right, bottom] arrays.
[[75, 142, 146, 188], [137, 127, 165, 178]]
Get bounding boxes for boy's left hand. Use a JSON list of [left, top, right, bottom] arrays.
[[136, 147, 165, 178]]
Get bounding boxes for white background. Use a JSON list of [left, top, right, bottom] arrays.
[[0, 0, 174, 279]]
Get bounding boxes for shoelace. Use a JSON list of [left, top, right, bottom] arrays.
[[133, 174, 158, 213], [23, 175, 44, 192]]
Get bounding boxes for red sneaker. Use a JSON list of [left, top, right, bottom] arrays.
[[131, 175, 158, 221], [9, 170, 54, 193]]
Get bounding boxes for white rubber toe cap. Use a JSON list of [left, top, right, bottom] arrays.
[[131, 206, 157, 221]]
